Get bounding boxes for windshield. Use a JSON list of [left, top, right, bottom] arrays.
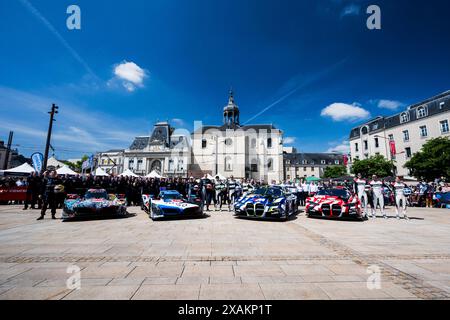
[[162, 192, 182, 200], [252, 187, 283, 197], [85, 190, 108, 200], [317, 189, 349, 199]]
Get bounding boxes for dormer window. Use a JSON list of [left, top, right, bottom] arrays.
[[400, 112, 409, 123], [417, 106, 428, 119], [361, 126, 369, 135]]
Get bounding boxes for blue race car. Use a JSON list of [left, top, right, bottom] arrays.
[[62, 188, 127, 220], [142, 190, 204, 220], [234, 186, 298, 220]]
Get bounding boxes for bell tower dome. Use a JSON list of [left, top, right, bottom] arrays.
[[223, 89, 240, 129]]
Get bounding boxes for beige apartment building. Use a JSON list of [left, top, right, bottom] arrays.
[[349, 90, 450, 179]]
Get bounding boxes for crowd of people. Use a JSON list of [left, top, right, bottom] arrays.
[[1, 170, 449, 221]]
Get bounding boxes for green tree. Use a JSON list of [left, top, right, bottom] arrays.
[[323, 165, 348, 178], [63, 155, 88, 173], [351, 154, 395, 178], [405, 137, 450, 181]]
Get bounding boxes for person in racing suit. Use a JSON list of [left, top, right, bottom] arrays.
[[354, 173, 369, 218], [214, 176, 227, 211], [226, 176, 240, 211], [369, 175, 387, 219], [200, 175, 214, 211], [393, 176, 409, 220]]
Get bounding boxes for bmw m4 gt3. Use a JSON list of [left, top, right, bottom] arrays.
[[142, 190, 204, 220], [305, 188, 364, 220], [234, 186, 298, 220]]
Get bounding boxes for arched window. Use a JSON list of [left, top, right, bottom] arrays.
[[267, 158, 273, 171], [361, 126, 369, 135], [267, 138, 272, 148], [225, 157, 232, 171], [400, 112, 409, 123], [417, 106, 427, 118]]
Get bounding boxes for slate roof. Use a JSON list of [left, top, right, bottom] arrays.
[[350, 90, 450, 140], [284, 153, 344, 166]]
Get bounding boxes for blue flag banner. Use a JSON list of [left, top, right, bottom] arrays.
[[30, 152, 44, 172]]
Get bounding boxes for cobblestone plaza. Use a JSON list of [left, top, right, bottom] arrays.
[[0, 206, 449, 300]]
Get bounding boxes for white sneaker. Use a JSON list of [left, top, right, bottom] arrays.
[[404, 216, 410, 220], [383, 215, 387, 219], [396, 216, 400, 220]]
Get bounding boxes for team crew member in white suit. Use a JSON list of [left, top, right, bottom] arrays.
[[354, 173, 369, 217], [369, 175, 386, 219], [394, 176, 409, 220]]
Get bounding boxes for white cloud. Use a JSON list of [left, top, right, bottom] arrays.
[[109, 61, 147, 92], [376, 99, 404, 110], [341, 4, 361, 17], [171, 118, 186, 127], [321, 102, 370, 122], [283, 137, 296, 144], [326, 140, 350, 154]]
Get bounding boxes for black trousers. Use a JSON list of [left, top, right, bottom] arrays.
[[41, 194, 57, 216]]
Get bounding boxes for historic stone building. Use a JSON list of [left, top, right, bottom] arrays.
[[190, 90, 284, 182], [121, 122, 190, 177], [349, 90, 450, 178], [283, 150, 345, 180]]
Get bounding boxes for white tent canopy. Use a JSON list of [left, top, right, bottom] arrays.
[[47, 157, 66, 169], [93, 167, 109, 177], [213, 173, 227, 180], [56, 165, 77, 176], [0, 163, 36, 175], [145, 170, 162, 178], [120, 169, 139, 177]]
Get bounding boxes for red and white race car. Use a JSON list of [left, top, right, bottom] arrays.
[[305, 188, 364, 220]]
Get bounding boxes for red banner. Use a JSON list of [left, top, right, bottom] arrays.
[[389, 140, 397, 156], [0, 186, 30, 202]]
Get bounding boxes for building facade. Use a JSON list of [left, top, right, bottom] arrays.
[[121, 122, 190, 177], [97, 149, 125, 175], [283, 152, 345, 180], [349, 90, 450, 178], [190, 90, 284, 182]]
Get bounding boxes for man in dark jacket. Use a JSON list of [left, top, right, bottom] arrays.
[[37, 170, 58, 220]]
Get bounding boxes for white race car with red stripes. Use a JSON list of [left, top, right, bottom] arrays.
[[305, 188, 364, 220]]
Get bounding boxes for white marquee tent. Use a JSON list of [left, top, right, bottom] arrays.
[[56, 165, 77, 176], [119, 169, 139, 177], [47, 157, 66, 169], [145, 170, 163, 178], [0, 163, 36, 176], [93, 167, 109, 177]]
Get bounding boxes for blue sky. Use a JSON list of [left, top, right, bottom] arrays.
[[1, 0, 450, 159]]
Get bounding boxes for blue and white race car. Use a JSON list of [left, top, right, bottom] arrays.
[[234, 186, 298, 220], [142, 190, 204, 220]]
